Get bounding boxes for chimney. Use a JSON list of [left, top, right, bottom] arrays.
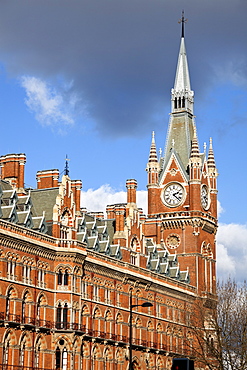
[[0, 153, 26, 191], [71, 180, 82, 212], [115, 204, 126, 232], [36, 169, 59, 189], [106, 205, 115, 219], [126, 179, 137, 204]]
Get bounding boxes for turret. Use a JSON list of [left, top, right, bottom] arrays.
[[146, 131, 160, 186], [207, 138, 218, 218], [189, 128, 202, 181]]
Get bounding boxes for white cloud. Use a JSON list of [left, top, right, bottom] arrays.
[[81, 185, 147, 215], [217, 223, 247, 282], [217, 200, 224, 218], [20, 76, 75, 128]]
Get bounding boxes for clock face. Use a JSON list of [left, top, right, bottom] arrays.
[[201, 185, 209, 209], [166, 234, 180, 249], [163, 183, 184, 207]]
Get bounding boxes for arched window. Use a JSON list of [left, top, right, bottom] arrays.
[[64, 270, 69, 286], [182, 96, 185, 108], [174, 97, 178, 109], [22, 292, 29, 322], [35, 345, 41, 368], [56, 302, 69, 329], [3, 338, 10, 366], [55, 340, 68, 370], [58, 270, 63, 285], [63, 303, 68, 329], [56, 303, 62, 329]]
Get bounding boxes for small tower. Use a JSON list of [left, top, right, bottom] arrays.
[[207, 138, 218, 218], [189, 127, 202, 209], [146, 132, 160, 215]]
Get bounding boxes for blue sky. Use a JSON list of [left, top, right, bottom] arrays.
[[0, 0, 247, 281]]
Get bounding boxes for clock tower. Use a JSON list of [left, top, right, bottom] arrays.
[[145, 13, 218, 295]]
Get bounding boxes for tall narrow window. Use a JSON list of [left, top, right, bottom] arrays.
[[63, 303, 68, 329], [64, 270, 69, 286], [3, 341, 9, 366], [6, 291, 10, 319], [56, 347, 61, 369], [58, 270, 63, 285], [174, 97, 177, 109], [57, 303, 62, 329], [62, 348, 68, 370]]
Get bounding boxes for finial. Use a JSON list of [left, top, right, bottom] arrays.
[[204, 142, 207, 154], [178, 10, 187, 38], [152, 131, 155, 142], [159, 148, 162, 158], [65, 155, 70, 176]]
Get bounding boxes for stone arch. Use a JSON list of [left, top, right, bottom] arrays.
[[132, 355, 141, 370], [36, 291, 48, 306], [2, 329, 17, 367], [157, 322, 163, 332], [130, 236, 141, 252], [81, 304, 90, 328], [147, 320, 154, 345], [105, 309, 113, 335], [116, 311, 123, 338], [34, 334, 47, 369], [93, 306, 102, 332], [115, 347, 124, 363], [207, 243, 213, 258], [2, 329, 17, 346], [93, 306, 102, 318], [34, 334, 47, 350], [105, 309, 113, 321], [5, 284, 18, 298], [92, 344, 101, 359], [5, 286, 18, 319], [136, 317, 142, 327], [54, 335, 73, 351], [21, 289, 33, 301], [19, 331, 32, 347], [116, 311, 123, 323], [103, 346, 113, 360], [21, 290, 33, 322], [147, 320, 154, 330], [54, 336, 71, 370]]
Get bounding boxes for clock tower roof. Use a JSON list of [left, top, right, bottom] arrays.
[[162, 12, 195, 174]]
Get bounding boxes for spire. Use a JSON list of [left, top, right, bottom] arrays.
[[207, 138, 216, 169], [148, 131, 158, 163], [174, 12, 191, 94], [162, 12, 195, 172], [146, 131, 160, 186], [207, 138, 218, 190], [190, 127, 200, 158]]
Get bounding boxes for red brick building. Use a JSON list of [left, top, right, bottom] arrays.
[[0, 19, 218, 370]]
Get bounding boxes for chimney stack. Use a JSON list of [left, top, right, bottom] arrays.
[[36, 169, 59, 189], [126, 179, 137, 204], [0, 153, 26, 191]]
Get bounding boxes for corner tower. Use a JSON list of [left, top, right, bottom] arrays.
[[145, 13, 218, 295]]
